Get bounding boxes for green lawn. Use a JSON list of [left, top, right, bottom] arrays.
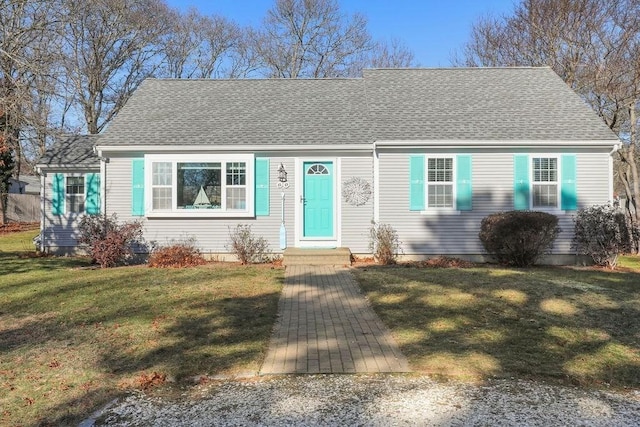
[[0, 230, 283, 426], [353, 260, 640, 388]]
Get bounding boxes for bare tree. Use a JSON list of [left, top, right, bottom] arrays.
[[159, 8, 250, 79], [251, 0, 374, 78], [0, 0, 62, 223], [367, 38, 416, 68], [455, 0, 640, 248], [59, 0, 173, 134]]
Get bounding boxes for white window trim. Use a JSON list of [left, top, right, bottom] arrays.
[[421, 155, 459, 215], [294, 157, 340, 247], [144, 153, 255, 217], [64, 173, 87, 215], [530, 154, 563, 213]]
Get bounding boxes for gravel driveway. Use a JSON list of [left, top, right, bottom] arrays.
[[88, 374, 640, 426]]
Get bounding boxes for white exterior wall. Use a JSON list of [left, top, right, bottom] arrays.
[[104, 152, 373, 255], [377, 147, 612, 258], [41, 168, 99, 253], [339, 156, 374, 253]]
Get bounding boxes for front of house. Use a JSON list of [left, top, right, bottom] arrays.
[[37, 68, 619, 262]]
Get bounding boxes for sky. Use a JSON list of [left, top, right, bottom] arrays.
[[164, 0, 517, 67]]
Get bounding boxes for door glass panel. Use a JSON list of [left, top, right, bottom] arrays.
[[306, 164, 329, 175]]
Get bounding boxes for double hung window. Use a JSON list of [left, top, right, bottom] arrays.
[[66, 176, 85, 213], [532, 157, 558, 209], [427, 157, 454, 208]]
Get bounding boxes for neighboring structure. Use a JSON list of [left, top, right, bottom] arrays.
[[37, 68, 619, 262], [9, 175, 40, 195], [6, 175, 41, 223]]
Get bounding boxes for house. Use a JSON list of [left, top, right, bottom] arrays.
[[37, 67, 619, 263], [36, 135, 100, 244]]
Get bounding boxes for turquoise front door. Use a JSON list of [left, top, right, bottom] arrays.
[[303, 161, 334, 238]]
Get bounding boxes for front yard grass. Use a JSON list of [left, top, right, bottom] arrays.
[[0, 230, 283, 426], [353, 260, 640, 388]]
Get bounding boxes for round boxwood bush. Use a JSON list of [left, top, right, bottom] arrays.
[[479, 211, 561, 267]]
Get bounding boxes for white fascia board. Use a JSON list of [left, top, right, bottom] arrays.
[[374, 139, 619, 149], [96, 144, 373, 155]]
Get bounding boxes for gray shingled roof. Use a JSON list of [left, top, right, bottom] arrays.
[[99, 79, 371, 146], [97, 67, 617, 147], [363, 67, 617, 141], [39, 134, 99, 167]]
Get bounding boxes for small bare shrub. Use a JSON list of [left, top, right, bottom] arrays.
[[479, 211, 560, 267], [148, 236, 206, 268], [369, 221, 402, 265], [573, 204, 635, 269], [77, 214, 144, 268], [226, 224, 271, 264]]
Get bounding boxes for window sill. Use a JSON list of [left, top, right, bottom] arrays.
[[531, 208, 565, 215], [420, 209, 461, 216], [145, 211, 254, 218]]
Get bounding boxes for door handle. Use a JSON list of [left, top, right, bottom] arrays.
[[300, 195, 305, 203]]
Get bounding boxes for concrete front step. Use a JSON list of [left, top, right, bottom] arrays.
[[283, 247, 352, 266]]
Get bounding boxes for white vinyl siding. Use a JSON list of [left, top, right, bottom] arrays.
[[340, 156, 374, 253], [40, 169, 100, 253], [104, 155, 288, 254], [378, 149, 612, 257]]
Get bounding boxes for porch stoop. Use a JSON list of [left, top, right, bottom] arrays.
[[283, 247, 352, 266]]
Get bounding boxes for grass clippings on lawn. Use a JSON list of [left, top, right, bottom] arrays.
[[0, 230, 283, 426], [353, 261, 640, 388]]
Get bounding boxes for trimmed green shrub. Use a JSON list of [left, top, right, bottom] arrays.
[[77, 213, 144, 268], [479, 211, 560, 267], [573, 204, 634, 269], [369, 221, 402, 265], [226, 224, 271, 264]]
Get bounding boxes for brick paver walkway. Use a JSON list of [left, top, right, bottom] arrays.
[[260, 265, 410, 374]]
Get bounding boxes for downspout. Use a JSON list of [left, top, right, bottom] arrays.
[[609, 143, 620, 204], [372, 140, 380, 224], [39, 170, 46, 252], [95, 146, 108, 216]]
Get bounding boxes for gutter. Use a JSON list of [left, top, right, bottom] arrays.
[[374, 139, 620, 149], [95, 144, 374, 155]]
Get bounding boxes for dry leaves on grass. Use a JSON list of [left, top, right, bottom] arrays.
[[0, 222, 39, 234], [406, 256, 476, 268], [121, 372, 167, 391]]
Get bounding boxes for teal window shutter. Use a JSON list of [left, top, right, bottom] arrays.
[[561, 154, 577, 210], [456, 155, 472, 211], [514, 155, 530, 210], [85, 173, 100, 214], [409, 155, 425, 211], [132, 159, 145, 216], [52, 173, 65, 215], [255, 158, 269, 216]]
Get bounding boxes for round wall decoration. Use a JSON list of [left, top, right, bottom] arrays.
[[342, 177, 371, 206]]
